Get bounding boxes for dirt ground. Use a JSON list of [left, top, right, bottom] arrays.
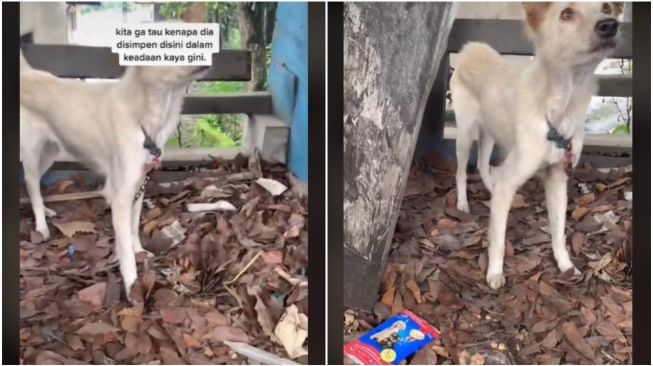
[[345, 158, 632, 365], [19, 156, 308, 365]]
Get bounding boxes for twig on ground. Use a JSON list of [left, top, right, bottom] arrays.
[[19, 190, 104, 205], [225, 251, 263, 285]]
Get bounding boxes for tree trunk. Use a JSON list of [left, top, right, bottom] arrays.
[[237, 3, 268, 91], [343, 2, 456, 310]]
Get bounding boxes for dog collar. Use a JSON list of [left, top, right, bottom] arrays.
[[545, 117, 572, 152], [142, 127, 161, 158]]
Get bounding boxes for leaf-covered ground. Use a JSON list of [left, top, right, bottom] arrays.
[[345, 158, 632, 365], [20, 156, 308, 365]]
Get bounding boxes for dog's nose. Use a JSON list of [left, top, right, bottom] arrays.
[[595, 18, 618, 39]]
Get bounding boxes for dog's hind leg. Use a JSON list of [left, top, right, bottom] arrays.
[[39, 143, 59, 218], [23, 154, 50, 240], [455, 130, 473, 213], [131, 194, 154, 257], [451, 75, 481, 213], [542, 166, 581, 276], [477, 129, 495, 192]]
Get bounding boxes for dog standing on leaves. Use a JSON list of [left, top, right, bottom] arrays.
[[20, 3, 210, 302], [450, 2, 624, 289]]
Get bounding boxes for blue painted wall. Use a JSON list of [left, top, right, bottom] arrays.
[[268, 2, 308, 182]]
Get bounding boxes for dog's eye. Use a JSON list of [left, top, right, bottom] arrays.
[[560, 7, 575, 21], [601, 3, 612, 15]]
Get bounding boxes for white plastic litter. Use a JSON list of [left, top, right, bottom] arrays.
[[624, 191, 632, 201], [160, 220, 186, 247], [187, 201, 237, 213], [256, 178, 288, 196]]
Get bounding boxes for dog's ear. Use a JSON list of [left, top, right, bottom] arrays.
[[611, 2, 625, 16], [522, 2, 552, 31], [180, 2, 207, 23]]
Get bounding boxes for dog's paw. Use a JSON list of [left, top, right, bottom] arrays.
[[36, 225, 51, 241], [126, 280, 145, 306], [558, 261, 581, 276], [44, 207, 57, 218], [486, 272, 506, 290], [559, 264, 582, 277], [457, 201, 470, 213]]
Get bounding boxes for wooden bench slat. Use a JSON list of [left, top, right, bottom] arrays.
[[448, 19, 632, 59], [443, 126, 632, 148], [597, 75, 632, 97], [21, 44, 251, 81], [182, 92, 272, 115]]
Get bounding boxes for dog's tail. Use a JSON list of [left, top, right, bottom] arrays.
[[20, 54, 60, 113], [452, 42, 507, 96]]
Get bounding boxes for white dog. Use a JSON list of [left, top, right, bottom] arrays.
[[450, 2, 624, 289], [20, 4, 210, 301]]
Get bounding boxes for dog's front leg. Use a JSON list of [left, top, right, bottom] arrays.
[[486, 147, 542, 289], [543, 166, 580, 275], [112, 195, 139, 300]]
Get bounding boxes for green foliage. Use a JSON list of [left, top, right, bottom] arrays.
[[81, 2, 136, 15], [194, 116, 239, 148], [159, 2, 239, 49], [195, 81, 245, 95], [158, 2, 192, 20], [165, 112, 244, 149], [611, 123, 630, 135]]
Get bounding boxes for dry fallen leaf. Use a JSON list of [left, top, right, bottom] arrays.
[[53, 221, 96, 238], [410, 344, 437, 365], [248, 286, 281, 343], [142, 220, 159, 237], [406, 280, 422, 304], [381, 286, 396, 307], [160, 307, 187, 325], [125, 332, 152, 355], [119, 307, 143, 333], [571, 232, 584, 256], [76, 322, 116, 336], [578, 193, 596, 206], [183, 333, 202, 349], [571, 206, 590, 221], [202, 326, 250, 343], [561, 321, 595, 360], [77, 282, 107, 307], [511, 194, 528, 208], [274, 304, 308, 359], [57, 179, 75, 193]]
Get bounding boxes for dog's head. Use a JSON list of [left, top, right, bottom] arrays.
[[134, 2, 211, 87], [522, 2, 624, 66]]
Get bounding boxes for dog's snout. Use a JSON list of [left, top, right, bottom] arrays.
[[595, 18, 618, 39]]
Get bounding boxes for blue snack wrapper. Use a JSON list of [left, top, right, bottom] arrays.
[[344, 310, 440, 365]]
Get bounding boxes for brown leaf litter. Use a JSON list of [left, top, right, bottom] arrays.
[[20, 155, 308, 364], [345, 159, 632, 365]]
